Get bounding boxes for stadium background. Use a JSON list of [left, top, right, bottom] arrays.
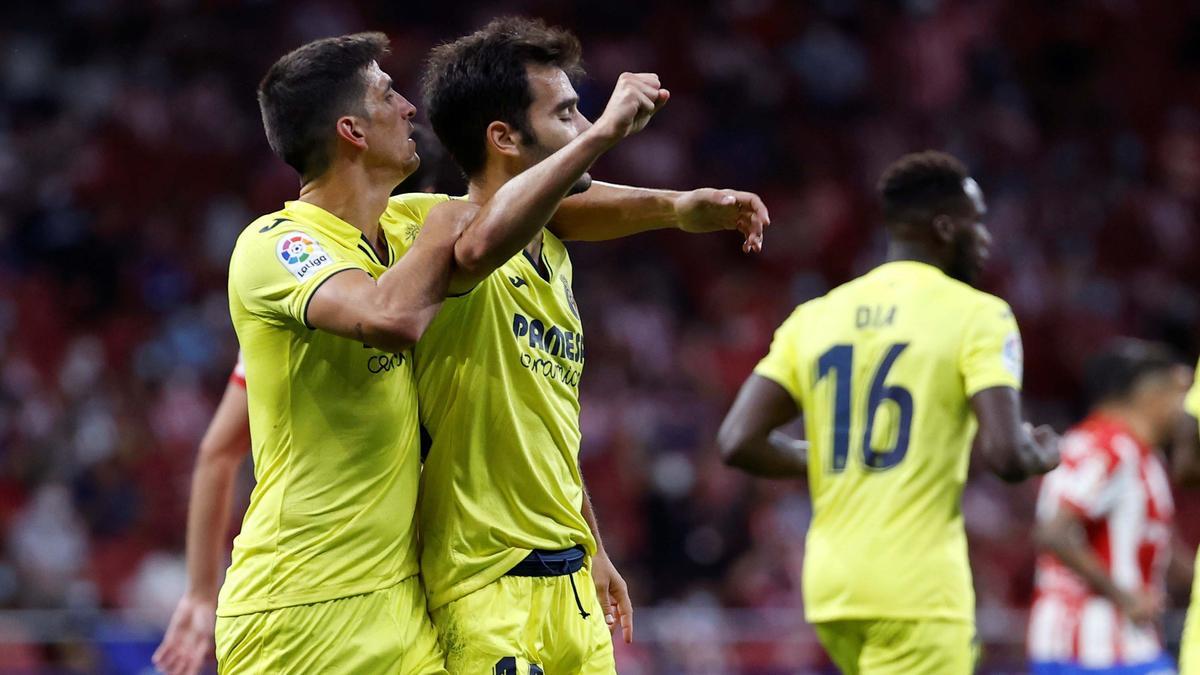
[[3, 0, 1200, 672]]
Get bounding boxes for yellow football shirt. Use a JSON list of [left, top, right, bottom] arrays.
[[1185, 359, 1200, 421], [389, 218, 593, 612], [755, 260, 1022, 623], [218, 197, 439, 617]]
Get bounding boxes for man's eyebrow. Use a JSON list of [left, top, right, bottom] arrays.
[[554, 96, 579, 112], [383, 76, 394, 91]]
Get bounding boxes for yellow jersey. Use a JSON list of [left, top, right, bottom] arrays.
[[1185, 358, 1200, 420], [390, 218, 592, 612], [218, 196, 442, 617], [755, 260, 1023, 623]]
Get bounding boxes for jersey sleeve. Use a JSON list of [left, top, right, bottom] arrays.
[[1047, 431, 1124, 520], [1186, 357, 1200, 419], [229, 352, 246, 388], [959, 296, 1023, 396], [753, 305, 806, 407], [229, 226, 362, 328]]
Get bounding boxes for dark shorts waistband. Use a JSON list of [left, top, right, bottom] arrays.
[[504, 546, 586, 577]]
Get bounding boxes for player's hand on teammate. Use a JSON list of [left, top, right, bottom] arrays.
[[591, 550, 634, 644], [1119, 588, 1165, 627], [152, 592, 216, 675], [590, 72, 669, 145], [675, 188, 771, 253]]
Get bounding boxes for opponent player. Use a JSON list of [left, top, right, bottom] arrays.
[[407, 17, 769, 674], [217, 32, 667, 673], [1029, 340, 1189, 674], [717, 150, 1060, 673], [152, 357, 248, 675]]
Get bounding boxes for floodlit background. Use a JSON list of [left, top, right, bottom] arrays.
[[3, 0, 1200, 672]]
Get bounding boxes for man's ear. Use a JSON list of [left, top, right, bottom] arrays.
[[931, 214, 956, 245], [335, 115, 368, 150], [486, 120, 523, 160]]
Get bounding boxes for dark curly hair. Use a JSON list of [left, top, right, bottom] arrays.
[[877, 150, 973, 226], [423, 17, 584, 178]]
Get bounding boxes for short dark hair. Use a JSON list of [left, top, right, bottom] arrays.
[[1084, 339, 1181, 407], [877, 150, 973, 226], [258, 32, 390, 181], [423, 17, 584, 177]]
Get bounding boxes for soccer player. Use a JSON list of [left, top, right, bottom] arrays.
[[408, 17, 769, 675], [1028, 340, 1189, 674], [217, 31, 666, 673], [152, 357, 248, 675], [154, 128, 447, 675], [1176, 361, 1200, 675], [717, 150, 1060, 673]]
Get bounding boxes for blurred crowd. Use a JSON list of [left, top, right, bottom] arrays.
[[3, 0, 1200, 671]]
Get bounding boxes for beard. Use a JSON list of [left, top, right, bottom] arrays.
[[946, 232, 982, 286]]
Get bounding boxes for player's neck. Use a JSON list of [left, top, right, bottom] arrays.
[[297, 166, 394, 245], [1093, 404, 1156, 448], [885, 241, 948, 274]]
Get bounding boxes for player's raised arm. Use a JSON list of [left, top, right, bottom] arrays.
[[549, 182, 770, 253], [970, 387, 1060, 482], [153, 373, 251, 675], [718, 374, 808, 477], [439, 73, 669, 293]]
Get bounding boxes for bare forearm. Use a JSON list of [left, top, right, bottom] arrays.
[[551, 182, 682, 241], [358, 225, 460, 350], [721, 434, 807, 478], [455, 131, 613, 275], [184, 455, 242, 599], [580, 484, 606, 554], [1056, 543, 1127, 601]]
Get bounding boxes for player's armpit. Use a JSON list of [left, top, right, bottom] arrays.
[[970, 386, 1060, 482], [717, 373, 804, 477]]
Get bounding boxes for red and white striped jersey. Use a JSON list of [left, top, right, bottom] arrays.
[[1028, 415, 1174, 667], [229, 351, 246, 388]]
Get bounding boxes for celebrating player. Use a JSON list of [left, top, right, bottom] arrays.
[[213, 30, 670, 674], [155, 24, 765, 675], [1029, 340, 1190, 674], [717, 150, 1060, 673], [407, 17, 767, 675]]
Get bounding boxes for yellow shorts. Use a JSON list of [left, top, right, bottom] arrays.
[[431, 565, 614, 675], [814, 618, 977, 675], [215, 576, 446, 674], [1182, 603, 1200, 674]]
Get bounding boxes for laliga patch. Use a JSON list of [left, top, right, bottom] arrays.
[[1002, 330, 1024, 380], [277, 232, 333, 281]]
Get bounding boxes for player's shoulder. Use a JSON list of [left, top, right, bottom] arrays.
[[1061, 418, 1124, 469], [386, 192, 454, 223]]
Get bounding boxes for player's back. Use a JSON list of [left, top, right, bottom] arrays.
[[758, 260, 1021, 623]]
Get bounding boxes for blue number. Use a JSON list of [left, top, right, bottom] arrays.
[[816, 345, 853, 471], [862, 343, 912, 469], [816, 343, 914, 472]]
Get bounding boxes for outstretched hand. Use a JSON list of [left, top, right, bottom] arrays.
[[675, 188, 771, 253]]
